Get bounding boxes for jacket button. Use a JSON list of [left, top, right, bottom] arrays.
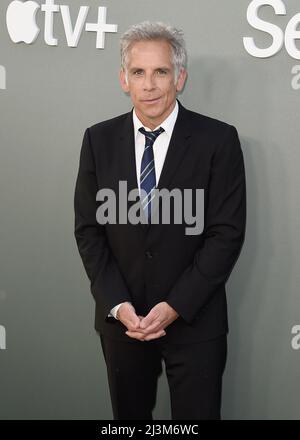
[[145, 250, 153, 259]]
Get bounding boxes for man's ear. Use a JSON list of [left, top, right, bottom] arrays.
[[119, 68, 130, 93], [176, 68, 188, 92]]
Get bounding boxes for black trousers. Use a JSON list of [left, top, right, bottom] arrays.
[[99, 333, 227, 420]]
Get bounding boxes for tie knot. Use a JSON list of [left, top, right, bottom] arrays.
[[139, 126, 164, 144]]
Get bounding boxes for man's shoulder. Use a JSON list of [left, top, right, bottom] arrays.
[[88, 110, 131, 137], [184, 105, 236, 136]]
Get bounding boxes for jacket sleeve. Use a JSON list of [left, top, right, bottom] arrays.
[[74, 128, 132, 319], [166, 125, 246, 324]]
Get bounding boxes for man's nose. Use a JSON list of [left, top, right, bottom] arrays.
[[143, 74, 156, 90]]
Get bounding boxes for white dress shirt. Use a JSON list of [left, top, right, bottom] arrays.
[[108, 100, 179, 319]]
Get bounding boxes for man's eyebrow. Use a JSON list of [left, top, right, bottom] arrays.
[[129, 67, 171, 72]]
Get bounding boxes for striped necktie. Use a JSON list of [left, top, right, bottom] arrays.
[[139, 126, 164, 221]]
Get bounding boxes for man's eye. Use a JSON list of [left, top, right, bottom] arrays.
[[133, 70, 143, 75], [157, 70, 167, 75]]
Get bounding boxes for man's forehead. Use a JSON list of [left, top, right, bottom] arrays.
[[125, 40, 174, 70], [127, 50, 173, 68]]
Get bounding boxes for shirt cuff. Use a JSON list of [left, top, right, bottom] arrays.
[[108, 302, 131, 320]]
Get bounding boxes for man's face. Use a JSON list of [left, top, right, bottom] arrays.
[[119, 39, 187, 130]]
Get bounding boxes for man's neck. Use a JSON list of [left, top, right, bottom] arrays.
[[135, 100, 177, 130]]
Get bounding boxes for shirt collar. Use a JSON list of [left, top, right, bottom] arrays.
[[133, 99, 179, 140]]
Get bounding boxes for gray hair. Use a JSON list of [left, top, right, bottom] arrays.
[[120, 21, 187, 84]]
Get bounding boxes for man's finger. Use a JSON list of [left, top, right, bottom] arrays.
[[126, 329, 166, 341], [126, 317, 140, 330], [144, 330, 166, 341], [138, 321, 162, 334], [125, 330, 145, 339], [139, 312, 158, 329]]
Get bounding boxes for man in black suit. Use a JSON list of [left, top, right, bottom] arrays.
[[74, 21, 246, 420]]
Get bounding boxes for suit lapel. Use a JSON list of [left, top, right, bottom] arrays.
[[156, 99, 192, 191], [118, 99, 192, 232], [119, 108, 139, 195]]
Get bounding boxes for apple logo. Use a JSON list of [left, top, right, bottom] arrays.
[[6, 1, 40, 44]]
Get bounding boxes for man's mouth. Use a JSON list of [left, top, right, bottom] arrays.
[[142, 97, 161, 104]]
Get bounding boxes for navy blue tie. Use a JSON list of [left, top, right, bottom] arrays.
[[139, 126, 164, 221]]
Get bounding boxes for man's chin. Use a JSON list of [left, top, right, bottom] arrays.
[[141, 105, 163, 118]]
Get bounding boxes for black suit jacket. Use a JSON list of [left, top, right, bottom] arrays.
[[74, 99, 246, 343]]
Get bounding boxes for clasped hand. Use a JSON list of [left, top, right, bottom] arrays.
[[117, 301, 179, 341]]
